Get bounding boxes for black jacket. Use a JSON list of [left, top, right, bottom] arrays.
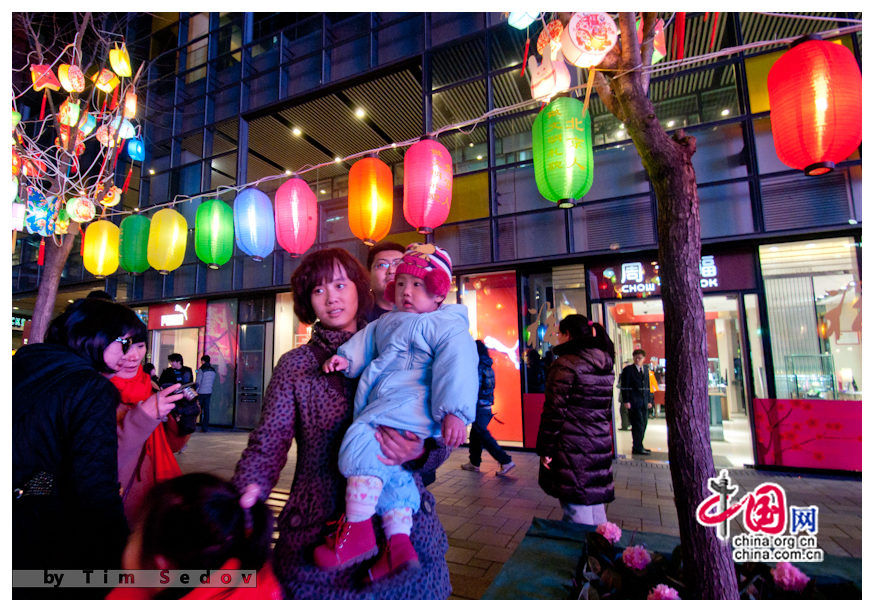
[[619, 363, 653, 409], [12, 343, 129, 574], [477, 352, 496, 408], [536, 339, 615, 506]]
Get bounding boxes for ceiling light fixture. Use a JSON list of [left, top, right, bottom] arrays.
[[334, 156, 342, 163], [666, 120, 675, 128], [476, 154, 483, 160], [320, 189, 326, 194], [354, 107, 366, 118], [148, 168, 155, 175], [292, 127, 302, 136], [720, 108, 730, 116]]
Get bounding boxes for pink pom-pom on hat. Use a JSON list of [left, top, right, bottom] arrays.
[[384, 242, 453, 302]]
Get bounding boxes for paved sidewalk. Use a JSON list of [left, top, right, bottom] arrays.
[[175, 431, 862, 600]]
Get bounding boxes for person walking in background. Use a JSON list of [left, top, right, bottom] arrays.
[[196, 355, 217, 432], [364, 241, 405, 322], [143, 363, 161, 392], [461, 340, 516, 477], [537, 314, 616, 526], [159, 353, 200, 448], [619, 348, 653, 455], [525, 349, 546, 393]]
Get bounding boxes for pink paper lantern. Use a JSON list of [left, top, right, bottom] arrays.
[[403, 139, 453, 234], [274, 177, 318, 257]]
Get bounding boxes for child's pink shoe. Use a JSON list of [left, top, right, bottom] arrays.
[[366, 534, 420, 582], [313, 516, 378, 570]]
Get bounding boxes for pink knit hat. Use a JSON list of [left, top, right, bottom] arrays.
[[384, 242, 453, 302]]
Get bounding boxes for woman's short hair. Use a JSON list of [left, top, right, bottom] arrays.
[[139, 473, 273, 572], [558, 314, 615, 356], [45, 298, 147, 373], [290, 248, 372, 326]]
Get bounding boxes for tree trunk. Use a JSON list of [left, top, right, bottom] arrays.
[[28, 223, 80, 343], [587, 12, 740, 598]]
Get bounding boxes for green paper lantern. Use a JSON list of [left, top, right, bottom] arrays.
[[119, 214, 151, 274], [531, 96, 594, 208], [195, 198, 234, 269]]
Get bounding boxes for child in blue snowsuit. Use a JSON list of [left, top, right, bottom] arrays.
[[316, 243, 478, 581]]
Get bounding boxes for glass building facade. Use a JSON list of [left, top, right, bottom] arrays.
[[12, 12, 863, 472]]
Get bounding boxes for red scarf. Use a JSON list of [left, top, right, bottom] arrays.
[[112, 366, 182, 483], [106, 560, 282, 600], [110, 366, 153, 404]]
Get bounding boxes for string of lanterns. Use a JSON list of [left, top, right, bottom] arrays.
[[17, 15, 861, 278]]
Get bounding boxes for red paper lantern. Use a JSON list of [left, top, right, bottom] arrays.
[[348, 157, 393, 246], [768, 38, 862, 176], [274, 177, 317, 257], [403, 139, 453, 234]]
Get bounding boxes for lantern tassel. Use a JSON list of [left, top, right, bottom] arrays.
[[80, 228, 86, 256], [582, 69, 596, 118], [675, 12, 686, 60], [38, 238, 45, 266], [520, 37, 531, 78], [122, 165, 133, 192], [709, 12, 720, 50], [39, 91, 48, 121], [111, 86, 119, 110]]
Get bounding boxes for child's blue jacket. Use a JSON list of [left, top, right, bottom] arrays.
[[337, 303, 478, 437]]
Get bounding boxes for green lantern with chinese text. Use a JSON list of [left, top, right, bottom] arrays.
[[195, 198, 234, 269], [119, 214, 151, 274], [532, 96, 594, 208]]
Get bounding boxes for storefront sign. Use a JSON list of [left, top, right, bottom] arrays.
[[588, 252, 757, 300], [147, 300, 207, 330], [12, 314, 31, 330]]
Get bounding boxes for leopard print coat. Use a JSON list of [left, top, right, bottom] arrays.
[[233, 323, 451, 599]]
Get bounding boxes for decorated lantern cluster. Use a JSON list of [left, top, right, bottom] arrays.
[[12, 38, 146, 261]]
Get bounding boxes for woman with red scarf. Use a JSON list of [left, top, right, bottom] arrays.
[[107, 313, 185, 524]]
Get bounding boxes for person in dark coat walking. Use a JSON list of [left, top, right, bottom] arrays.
[[233, 248, 453, 598], [159, 353, 199, 438], [619, 348, 654, 455], [537, 314, 616, 525], [461, 340, 515, 476], [12, 299, 137, 597]]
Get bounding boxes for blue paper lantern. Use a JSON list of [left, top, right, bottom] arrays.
[[233, 187, 275, 261], [127, 138, 145, 161], [508, 12, 539, 30], [24, 189, 56, 237]]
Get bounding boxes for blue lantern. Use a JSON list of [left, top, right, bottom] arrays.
[[127, 138, 145, 161], [537, 324, 547, 343], [233, 187, 275, 261], [24, 188, 55, 236]]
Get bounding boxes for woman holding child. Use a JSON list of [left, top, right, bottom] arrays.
[[233, 245, 466, 599]]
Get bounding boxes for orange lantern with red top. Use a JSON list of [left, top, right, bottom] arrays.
[[348, 157, 393, 246], [767, 37, 862, 176]]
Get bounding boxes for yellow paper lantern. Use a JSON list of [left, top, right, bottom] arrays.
[[83, 219, 120, 277], [91, 68, 120, 93], [147, 208, 188, 274], [58, 64, 86, 93], [109, 44, 132, 78]]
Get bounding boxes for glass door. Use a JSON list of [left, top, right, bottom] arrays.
[[235, 323, 265, 429], [602, 294, 754, 467]]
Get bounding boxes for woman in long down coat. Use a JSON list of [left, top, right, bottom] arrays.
[[537, 314, 616, 526], [233, 248, 452, 599]]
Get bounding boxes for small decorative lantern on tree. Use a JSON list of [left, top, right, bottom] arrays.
[[531, 96, 594, 208], [83, 219, 119, 278], [403, 139, 453, 234], [195, 198, 234, 269], [233, 187, 275, 261], [767, 36, 862, 176], [147, 208, 188, 274], [560, 12, 619, 68], [348, 157, 392, 246], [119, 214, 151, 274], [274, 177, 318, 257]]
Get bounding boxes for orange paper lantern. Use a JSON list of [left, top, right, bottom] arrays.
[[30, 64, 60, 91], [348, 157, 393, 246], [91, 68, 120, 93], [768, 38, 862, 176], [58, 64, 86, 92]]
